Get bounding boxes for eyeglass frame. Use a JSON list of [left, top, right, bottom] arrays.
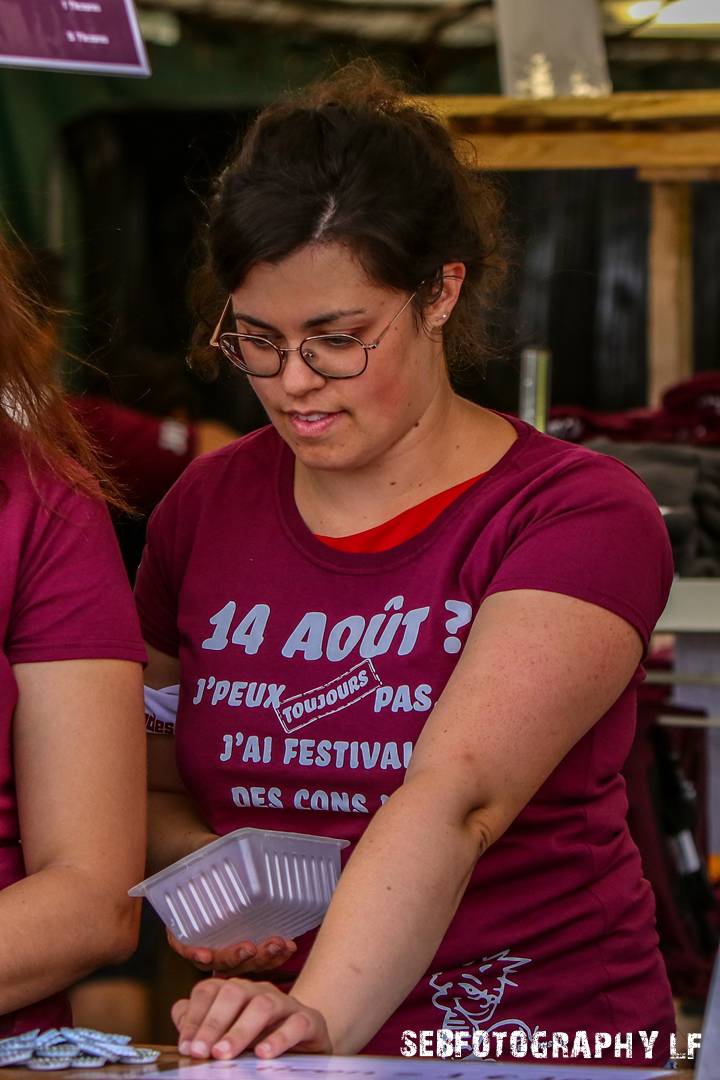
[[209, 287, 421, 380]]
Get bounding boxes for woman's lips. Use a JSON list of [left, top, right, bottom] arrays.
[[286, 411, 343, 437]]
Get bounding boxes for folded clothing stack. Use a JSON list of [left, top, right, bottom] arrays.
[[549, 372, 720, 448], [585, 438, 720, 577]]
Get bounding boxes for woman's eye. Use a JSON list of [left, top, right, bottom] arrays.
[[323, 335, 356, 349], [248, 337, 278, 350]]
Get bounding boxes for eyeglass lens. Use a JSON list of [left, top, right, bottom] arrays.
[[219, 335, 367, 378]]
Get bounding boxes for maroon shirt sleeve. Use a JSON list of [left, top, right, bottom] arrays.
[[134, 482, 184, 658], [70, 396, 196, 513], [8, 471, 146, 665], [483, 453, 673, 649]]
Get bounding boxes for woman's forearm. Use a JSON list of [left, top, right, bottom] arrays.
[[0, 866, 138, 1014], [147, 790, 217, 874], [292, 778, 486, 1054]]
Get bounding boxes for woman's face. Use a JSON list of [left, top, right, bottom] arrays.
[[229, 242, 457, 474]]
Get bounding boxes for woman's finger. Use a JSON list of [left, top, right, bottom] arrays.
[[188, 979, 289, 1058], [258, 936, 296, 956], [167, 927, 259, 973], [171, 998, 190, 1034], [206, 938, 296, 977], [207, 989, 289, 1062], [207, 942, 259, 973], [185, 954, 213, 972], [177, 978, 244, 1055], [235, 940, 297, 974], [254, 1009, 322, 1058], [166, 930, 212, 968]]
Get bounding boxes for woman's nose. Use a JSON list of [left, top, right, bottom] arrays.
[[279, 348, 327, 396]]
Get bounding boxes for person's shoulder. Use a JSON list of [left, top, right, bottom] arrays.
[[513, 422, 659, 508], [0, 422, 104, 520], [183, 423, 277, 479], [483, 423, 673, 642], [150, 424, 280, 509]]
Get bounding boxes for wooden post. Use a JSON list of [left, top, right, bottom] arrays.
[[420, 92, 720, 408], [647, 180, 693, 407]]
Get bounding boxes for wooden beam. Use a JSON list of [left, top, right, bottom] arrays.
[[420, 89, 720, 124], [639, 166, 720, 182], [455, 129, 720, 171], [648, 181, 693, 407]]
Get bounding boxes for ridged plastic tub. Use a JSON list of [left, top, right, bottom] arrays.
[[129, 828, 350, 948]]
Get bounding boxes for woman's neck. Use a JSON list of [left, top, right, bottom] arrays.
[[293, 395, 516, 538]]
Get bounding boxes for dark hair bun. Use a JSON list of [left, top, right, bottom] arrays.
[[190, 59, 506, 377]]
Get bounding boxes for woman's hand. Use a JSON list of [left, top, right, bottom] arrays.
[[168, 930, 297, 975], [173, 977, 332, 1059]]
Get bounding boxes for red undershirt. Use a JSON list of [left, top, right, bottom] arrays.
[[316, 474, 485, 553]]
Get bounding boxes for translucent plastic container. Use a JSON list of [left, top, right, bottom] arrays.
[[129, 828, 350, 948]]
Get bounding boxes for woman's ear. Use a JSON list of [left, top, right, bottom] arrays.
[[426, 263, 466, 327]]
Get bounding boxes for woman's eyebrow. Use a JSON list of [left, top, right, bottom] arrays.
[[233, 312, 277, 331], [304, 308, 367, 329], [233, 309, 367, 332]]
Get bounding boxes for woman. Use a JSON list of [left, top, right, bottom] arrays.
[[137, 64, 675, 1064], [0, 235, 146, 1034]]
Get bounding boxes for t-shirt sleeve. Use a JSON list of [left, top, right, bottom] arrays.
[[483, 454, 674, 649], [8, 478, 146, 665], [134, 483, 182, 657], [71, 396, 196, 513]]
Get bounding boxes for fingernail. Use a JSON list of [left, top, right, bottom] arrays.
[[214, 1040, 232, 1057], [191, 1041, 209, 1057], [179, 1042, 190, 1056], [267, 944, 281, 956], [236, 948, 250, 961], [256, 1041, 272, 1057]]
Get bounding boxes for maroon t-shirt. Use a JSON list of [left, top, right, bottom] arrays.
[[0, 433, 146, 1035], [135, 414, 675, 1063], [70, 396, 196, 513]]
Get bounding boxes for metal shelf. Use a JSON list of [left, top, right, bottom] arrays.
[[655, 579, 720, 634], [658, 715, 720, 729]]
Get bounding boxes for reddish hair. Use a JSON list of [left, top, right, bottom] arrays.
[[0, 231, 127, 508]]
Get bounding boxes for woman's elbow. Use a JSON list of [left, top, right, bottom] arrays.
[[463, 804, 504, 859], [100, 898, 141, 965]]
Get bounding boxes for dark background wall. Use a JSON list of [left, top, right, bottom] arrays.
[[1, 21, 719, 425]]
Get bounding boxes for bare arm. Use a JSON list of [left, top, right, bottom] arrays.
[[0, 658, 145, 1014], [292, 590, 642, 1052], [145, 644, 216, 874], [176, 589, 643, 1058]]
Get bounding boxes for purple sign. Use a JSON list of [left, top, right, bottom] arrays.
[[0, 0, 150, 77]]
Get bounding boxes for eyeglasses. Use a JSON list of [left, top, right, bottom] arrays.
[[209, 289, 419, 379]]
